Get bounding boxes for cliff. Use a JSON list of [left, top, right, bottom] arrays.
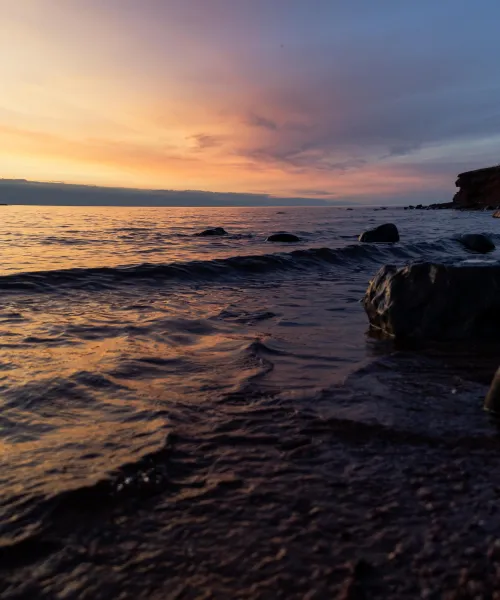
[[453, 165, 500, 209]]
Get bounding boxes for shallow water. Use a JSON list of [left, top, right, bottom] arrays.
[[1, 205, 500, 598]]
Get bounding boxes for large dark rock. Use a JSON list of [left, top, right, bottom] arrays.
[[364, 262, 500, 340], [458, 234, 495, 253], [267, 233, 300, 242], [358, 223, 399, 243], [195, 227, 228, 237]]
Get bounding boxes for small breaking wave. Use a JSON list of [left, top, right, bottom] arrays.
[[0, 237, 478, 293], [0, 433, 179, 562]]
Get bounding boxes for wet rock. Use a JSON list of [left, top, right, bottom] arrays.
[[351, 559, 373, 579], [487, 539, 500, 560], [194, 227, 228, 237], [338, 578, 365, 600], [358, 223, 399, 243], [364, 262, 500, 340], [458, 234, 495, 253], [493, 210, 500, 218], [267, 233, 300, 242], [484, 368, 500, 414]]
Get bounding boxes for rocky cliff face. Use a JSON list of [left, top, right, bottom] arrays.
[[453, 165, 500, 208]]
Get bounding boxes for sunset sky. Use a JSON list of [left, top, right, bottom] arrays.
[[2, 0, 500, 204]]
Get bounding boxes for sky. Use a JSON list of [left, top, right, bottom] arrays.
[[2, 0, 500, 205]]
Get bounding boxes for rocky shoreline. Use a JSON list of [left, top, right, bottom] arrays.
[[401, 164, 500, 210]]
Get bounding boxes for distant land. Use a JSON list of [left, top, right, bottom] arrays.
[[0, 179, 340, 207], [0, 179, 447, 207]]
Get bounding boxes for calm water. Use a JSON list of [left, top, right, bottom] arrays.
[[2, 206, 500, 598]]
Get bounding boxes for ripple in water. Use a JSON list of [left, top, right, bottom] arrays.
[[1, 206, 500, 597]]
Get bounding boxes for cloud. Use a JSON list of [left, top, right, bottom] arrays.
[[4, 0, 500, 202], [247, 113, 279, 131], [189, 133, 222, 149]]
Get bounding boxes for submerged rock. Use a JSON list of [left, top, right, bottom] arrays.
[[458, 234, 495, 253], [359, 223, 399, 243], [364, 262, 500, 340], [267, 233, 300, 242], [485, 368, 500, 414], [195, 227, 228, 237]]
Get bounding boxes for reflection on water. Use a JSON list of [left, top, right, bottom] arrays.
[[0, 204, 494, 274], [1, 206, 500, 597]]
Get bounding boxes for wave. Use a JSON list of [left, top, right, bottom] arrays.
[[0, 433, 178, 562], [0, 237, 486, 293]]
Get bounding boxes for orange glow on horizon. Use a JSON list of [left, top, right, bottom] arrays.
[[0, 1, 453, 202]]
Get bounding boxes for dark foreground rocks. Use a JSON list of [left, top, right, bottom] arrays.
[[195, 227, 228, 237], [359, 223, 399, 243], [364, 262, 500, 340], [267, 233, 301, 242], [458, 233, 495, 253]]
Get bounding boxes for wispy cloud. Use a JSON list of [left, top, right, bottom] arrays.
[[247, 113, 279, 131], [189, 133, 222, 150]]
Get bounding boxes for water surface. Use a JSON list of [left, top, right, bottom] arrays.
[[1, 206, 500, 598]]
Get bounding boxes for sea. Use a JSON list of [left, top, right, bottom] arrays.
[[2, 205, 500, 598]]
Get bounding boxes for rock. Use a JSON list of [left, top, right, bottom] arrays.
[[427, 202, 454, 210], [485, 368, 500, 414], [454, 165, 500, 209], [458, 234, 495, 253], [363, 262, 500, 340], [493, 210, 500, 218], [194, 227, 228, 237], [358, 223, 399, 243], [267, 233, 300, 242]]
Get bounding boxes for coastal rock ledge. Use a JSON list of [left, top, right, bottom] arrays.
[[364, 262, 500, 340], [453, 164, 500, 209]]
